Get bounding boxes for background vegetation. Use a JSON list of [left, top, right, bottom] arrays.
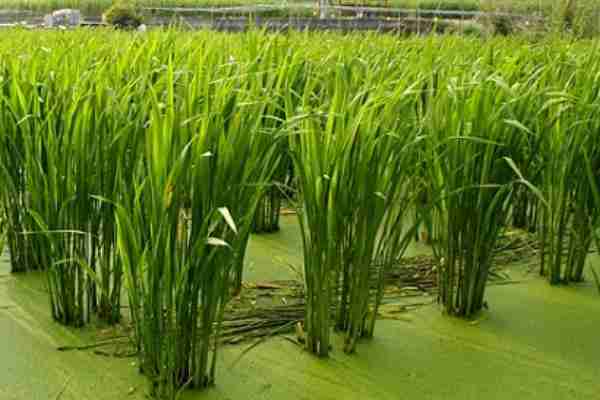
[[0, 0, 584, 14]]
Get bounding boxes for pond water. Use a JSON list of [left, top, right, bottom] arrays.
[[1, 215, 598, 399]]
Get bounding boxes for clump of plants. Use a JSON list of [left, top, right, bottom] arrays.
[[560, 0, 577, 31], [252, 184, 282, 233], [423, 69, 540, 318], [0, 99, 35, 273], [570, 1, 600, 38], [5, 27, 600, 398], [490, 14, 514, 36], [103, 1, 143, 28], [114, 37, 281, 397], [289, 55, 420, 355], [550, 0, 600, 37], [462, 23, 484, 37], [252, 153, 292, 234], [539, 64, 600, 284]]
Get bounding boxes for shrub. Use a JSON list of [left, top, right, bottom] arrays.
[[490, 14, 514, 36], [103, 1, 142, 28]]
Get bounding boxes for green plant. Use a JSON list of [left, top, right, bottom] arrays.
[[538, 55, 600, 284], [0, 76, 40, 273], [561, 0, 576, 30], [491, 14, 514, 36], [252, 186, 282, 233], [288, 44, 420, 354], [103, 1, 143, 28], [421, 42, 547, 317], [2, 28, 600, 397], [113, 33, 281, 396], [462, 23, 483, 37]]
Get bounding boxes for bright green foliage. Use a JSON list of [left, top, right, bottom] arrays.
[[1, 29, 600, 396], [423, 71, 528, 317], [420, 41, 546, 316], [112, 35, 281, 396], [0, 37, 140, 324], [0, 30, 282, 390], [538, 45, 600, 284], [288, 43, 423, 354], [0, 68, 41, 273]]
